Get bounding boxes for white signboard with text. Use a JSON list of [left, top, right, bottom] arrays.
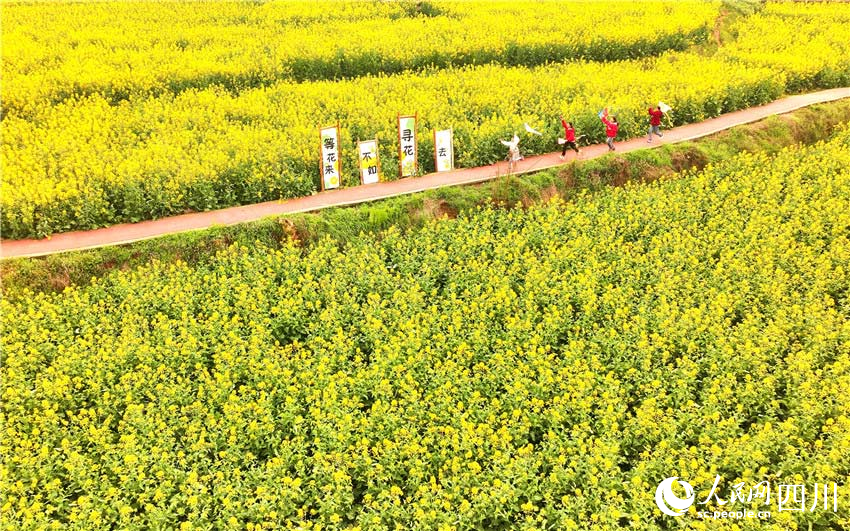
[[320, 124, 341, 190], [398, 114, 417, 177], [358, 139, 380, 185], [434, 128, 453, 172]]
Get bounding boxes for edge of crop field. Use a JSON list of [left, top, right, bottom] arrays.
[[3, 99, 850, 300]]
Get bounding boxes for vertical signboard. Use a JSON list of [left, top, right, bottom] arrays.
[[358, 139, 380, 185], [320, 123, 341, 190], [434, 128, 454, 172], [398, 114, 417, 177]]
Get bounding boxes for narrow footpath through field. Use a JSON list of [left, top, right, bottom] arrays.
[[2, 87, 848, 259]]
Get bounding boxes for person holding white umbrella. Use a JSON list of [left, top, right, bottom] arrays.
[[501, 132, 522, 173], [501, 124, 543, 173]]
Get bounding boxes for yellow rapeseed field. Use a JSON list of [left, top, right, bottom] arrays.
[[3, 3, 849, 529], [1, 0, 717, 113], [2, 1, 849, 238], [2, 127, 849, 530], [720, 2, 850, 91], [2, 50, 782, 237]]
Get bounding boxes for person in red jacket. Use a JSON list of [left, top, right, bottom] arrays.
[[647, 106, 664, 142], [559, 116, 580, 160], [601, 112, 619, 151]]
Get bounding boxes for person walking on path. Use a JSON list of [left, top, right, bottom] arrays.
[[600, 109, 619, 151], [559, 116, 580, 160], [647, 105, 665, 142]]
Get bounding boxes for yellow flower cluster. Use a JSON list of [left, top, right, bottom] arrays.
[[3, 128, 849, 530], [0, 0, 716, 113]]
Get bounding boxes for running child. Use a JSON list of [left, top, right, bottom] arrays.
[[559, 116, 580, 160], [647, 105, 664, 142], [600, 111, 619, 151]]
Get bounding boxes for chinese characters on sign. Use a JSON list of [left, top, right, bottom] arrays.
[[320, 124, 341, 190], [358, 139, 380, 185], [398, 114, 417, 177], [434, 129, 453, 172]]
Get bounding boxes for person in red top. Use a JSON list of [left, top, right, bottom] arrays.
[[647, 106, 665, 142], [601, 112, 619, 151], [559, 116, 580, 160]]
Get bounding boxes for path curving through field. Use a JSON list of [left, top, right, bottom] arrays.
[[2, 87, 848, 259]]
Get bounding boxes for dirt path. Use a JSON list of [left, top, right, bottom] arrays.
[[2, 87, 849, 259]]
